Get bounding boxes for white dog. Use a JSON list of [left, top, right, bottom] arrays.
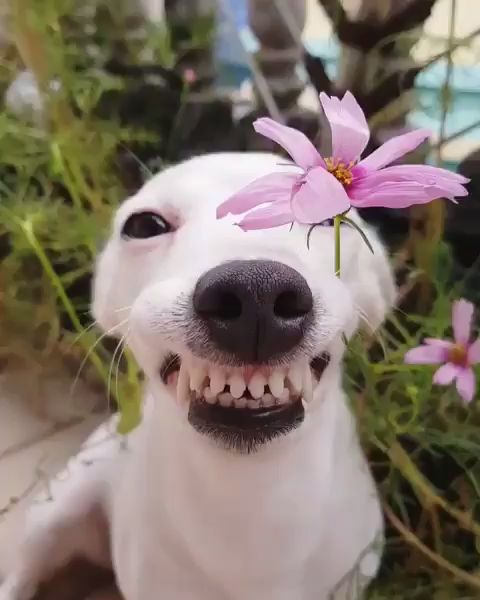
[[0, 152, 395, 600]]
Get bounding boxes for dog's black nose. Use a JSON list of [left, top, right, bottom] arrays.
[[193, 260, 313, 362]]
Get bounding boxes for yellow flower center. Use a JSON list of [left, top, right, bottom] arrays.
[[448, 344, 468, 366], [325, 158, 355, 186]]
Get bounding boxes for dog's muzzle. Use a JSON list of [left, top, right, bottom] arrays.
[[160, 260, 330, 453], [192, 260, 314, 363]]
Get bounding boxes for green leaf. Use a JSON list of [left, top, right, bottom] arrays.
[[116, 383, 142, 435], [340, 215, 375, 254]]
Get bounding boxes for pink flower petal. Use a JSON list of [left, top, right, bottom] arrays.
[[291, 167, 350, 224], [383, 164, 470, 185], [433, 363, 461, 385], [237, 200, 294, 231], [349, 182, 451, 209], [455, 368, 476, 403], [404, 344, 449, 364], [366, 165, 470, 199], [467, 338, 480, 364], [253, 118, 323, 171], [352, 165, 469, 201], [358, 129, 431, 171], [425, 338, 454, 350], [342, 91, 370, 133], [216, 172, 299, 218], [452, 299, 474, 346], [348, 165, 468, 208], [319, 92, 370, 164]]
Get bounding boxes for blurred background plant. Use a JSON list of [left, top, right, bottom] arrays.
[[0, 0, 479, 596]]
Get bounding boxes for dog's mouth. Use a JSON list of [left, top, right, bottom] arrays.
[[159, 353, 330, 453]]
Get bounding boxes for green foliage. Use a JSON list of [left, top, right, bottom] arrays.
[[0, 0, 159, 431], [349, 253, 480, 597]]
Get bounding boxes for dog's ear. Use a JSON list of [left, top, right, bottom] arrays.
[[341, 223, 396, 334]]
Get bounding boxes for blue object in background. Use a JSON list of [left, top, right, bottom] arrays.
[[215, 0, 251, 87]]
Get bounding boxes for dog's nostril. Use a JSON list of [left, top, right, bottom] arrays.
[[193, 260, 314, 363], [274, 290, 311, 320], [194, 287, 243, 321], [214, 292, 242, 320]]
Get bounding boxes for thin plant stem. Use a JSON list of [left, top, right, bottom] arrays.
[[435, 0, 458, 168], [409, 0, 457, 308], [334, 215, 341, 276], [433, 118, 480, 150], [388, 441, 480, 538], [20, 219, 110, 388], [11, 0, 50, 92], [50, 143, 97, 256], [384, 502, 480, 591]]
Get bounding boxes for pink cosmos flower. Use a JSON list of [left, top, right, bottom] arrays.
[[404, 299, 480, 403], [183, 68, 197, 84], [216, 91, 469, 230]]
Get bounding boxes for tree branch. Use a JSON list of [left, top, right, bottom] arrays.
[[357, 24, 480, 118], [359, 66, 421, 118], [381, 0, 438, 41], [318, 0, 438, 51], [304, 51, 332, 94], [434, 118, 480, 149], [316, 0, 346, 28]]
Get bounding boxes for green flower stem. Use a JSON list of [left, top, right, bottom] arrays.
[[334, 215, 341, 277]]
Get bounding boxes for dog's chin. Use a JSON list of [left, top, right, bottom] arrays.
[[159, 353, 330, 454]]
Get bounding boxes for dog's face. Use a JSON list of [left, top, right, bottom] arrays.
[[93, 153, 395, 453]]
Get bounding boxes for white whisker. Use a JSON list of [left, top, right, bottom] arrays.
[[356, 307, 388, 358], [115, 331, 132, 417], [114, 305, 133, 314], [68, 319, 100, 350], [69, 318, 130, 403], [107, 328, 130, 416]]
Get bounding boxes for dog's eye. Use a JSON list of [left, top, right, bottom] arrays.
[[319, 219, 346, 227], [121, 212, 171, 239]]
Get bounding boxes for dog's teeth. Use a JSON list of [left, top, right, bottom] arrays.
[[277, 389, 290, 404], [268, 371, 284, 398], [288, 365, 302, 394], [210, 368, 226, 395], [302, 364, 313, 403], [177, 364, 190, 404], [219, 392, 233, 407], [190, 366, 206, 393], [249, 372, 266, 399], [229, 373, 246, 399], [234, 397, 248, 408], [262, 393, 275, 407], [189, 364, 313, 407], [204, 387, 216, 403]]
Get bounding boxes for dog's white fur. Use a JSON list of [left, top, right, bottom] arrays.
[[0, 153, 395, 600]]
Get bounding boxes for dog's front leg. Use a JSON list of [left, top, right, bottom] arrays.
[[0, 475, 110, 600], [0, 426, 118, 600]]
